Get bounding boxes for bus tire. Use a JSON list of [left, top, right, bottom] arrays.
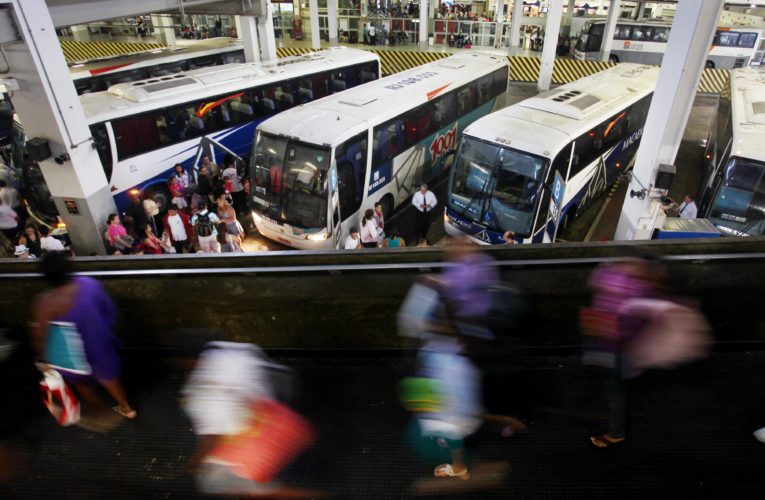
[[705, 60, 715, 69], [608, 55, 619, 64], [379, 194, 394, 220], [148, 185, 171, 213]]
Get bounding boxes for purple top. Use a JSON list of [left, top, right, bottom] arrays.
[[442, 253, 498, 318], [54, 277, 121, 382]]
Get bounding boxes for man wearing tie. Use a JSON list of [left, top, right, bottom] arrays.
[[677, 194, 698, 219], [411, 184, 437, 246]]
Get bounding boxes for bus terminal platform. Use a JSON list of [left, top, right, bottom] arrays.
[[2, 346, 764, 499]]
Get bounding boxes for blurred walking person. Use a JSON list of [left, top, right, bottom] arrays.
[[30, 252, 136, 424]]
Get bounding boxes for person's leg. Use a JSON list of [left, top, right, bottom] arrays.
[[99, 378, 136, 418], [607, 368, 627, 440], [174, 241, 184, 254]]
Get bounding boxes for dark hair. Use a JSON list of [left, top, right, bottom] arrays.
[[168, 203, 179, 211], [25, 224, 39, 236], [223, 153, 235, 167], [40, 251, 72, 288], [0, 180, 6, 188], [363, 208, 374, 222], [107, 213, 118, 224], [216, 223, 228, 245], [197, 199, 207, 210], [39, 225, 51, 236], [390, 227, 400, 239]]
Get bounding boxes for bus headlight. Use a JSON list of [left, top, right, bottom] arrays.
[[252, 212, 262, 225], [307, 231, 328, 241]]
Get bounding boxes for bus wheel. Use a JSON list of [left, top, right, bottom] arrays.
[[705, 60, 715, 69], [149, 186, 171, 212], [608, 55, 619, 64]]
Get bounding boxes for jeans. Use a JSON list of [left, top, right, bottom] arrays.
[[608, 357, 628, 439]]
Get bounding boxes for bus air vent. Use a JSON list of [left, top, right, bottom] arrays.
[[437, 61, 467, 69], [339, 96, 378, 107], [569, 94, 602, 111], [142, 78, 198, 92]]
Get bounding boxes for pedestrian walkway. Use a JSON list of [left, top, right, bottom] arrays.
[[3, 346, 764, 499]]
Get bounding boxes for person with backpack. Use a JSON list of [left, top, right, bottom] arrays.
[[191, 200, 221, 253]]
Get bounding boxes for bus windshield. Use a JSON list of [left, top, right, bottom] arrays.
[[576, 22, 603, 52], [251, 132, 330, 229], [449, 137, 547, 236], [708, 157, 765, 235]]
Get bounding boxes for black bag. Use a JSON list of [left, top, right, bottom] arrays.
[[195, 212, 214, 237]]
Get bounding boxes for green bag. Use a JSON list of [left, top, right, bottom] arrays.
[[397, 376, 443, 413]]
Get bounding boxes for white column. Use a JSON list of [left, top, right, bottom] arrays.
[[615, 0, 724, 241], [419, 0, 429, 51], [70, 25, 91, 42], [565, 0, 575, 36], [509, 0, 524, 48], [235, 15, 243, 39], [257, 2, 278, 60], [5, 0, 117, 255], [239, 15, 261, 62], [327, 0, 339, 47], [599, 0, 620, 61], [494, 0, 504, 48], [309, 0, 321, 50], [635, 2, 646, 21], [151, 15, 176, 46], [537, 0, 563, 91]]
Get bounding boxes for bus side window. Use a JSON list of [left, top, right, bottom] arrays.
[[359, 62, 378, 83], [457, 86, 476, 117], [627, 95, 651, 133], [492, 67, 508, 97], [614, 25, 632, 40], [572, 132, 600, 177], [433, 92, 457, 130], [715, 31, 739, 47], [311, 72, 329, 100], [336, 132, 368, 220], [404, 103, 434, 147], [652, 27, 669, 42], [476, 74, 493, 106], [602, 110, 628, 148], [373, 119, 403, 164], [90, 123, 113, 181], [112, 112, 163, 159], [738, 32, 758, 48]]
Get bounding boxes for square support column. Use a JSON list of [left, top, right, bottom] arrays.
[[327, 0, 339, 47], [309, 0, 321, 50], [238, 15, 261, 63], [537, 0, 563, 91], [419, 0, 428, 51], [599, 0, 620, 62], [615, 0, 724, 240], [151, 15, 176, 46], [509, 0, 524, 48], [257, 3, 277, 61]]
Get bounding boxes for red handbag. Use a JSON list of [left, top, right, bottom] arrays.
[[207, 399, 316, 483], [39, 369, 80, 426]]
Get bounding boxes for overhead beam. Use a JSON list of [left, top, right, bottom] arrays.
[[43, 0, 265, 29]]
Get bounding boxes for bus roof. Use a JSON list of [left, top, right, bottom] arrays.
[[69, 37, 242, 79], [80, 47, 379, 123], [730, 67, 765, 163], [256, 52, 508, 147], [463, 63, 659, 159]]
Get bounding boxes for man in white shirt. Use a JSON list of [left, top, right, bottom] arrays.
[[677, 194, 698, 219], [190, 200, 221, 253], [411, 184, 437, 246], [163, 204, 194, 254], [38, 225, 66, 252], [344, 226, 361, 250], [222, 155, 245, 215]]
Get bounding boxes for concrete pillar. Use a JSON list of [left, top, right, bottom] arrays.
[[150, 15, 176, 46], [635, 2, 646, 21], [615, 0, 724, 241], [599, 0, 620, 62], [70, 25, 91, 42], [509, 0, 524, 48], [327, 0, 339, 47], [309, 0, 321, 50], [257, 3, 278, 60], [494, 0, 504, 48], [565, 0, 575, 37], [4, 0, 117, 255], [537, 0, 563, 91], [419, 0, 428, 51], [235, 15, 242, 40], [239, 15, 261, 63]]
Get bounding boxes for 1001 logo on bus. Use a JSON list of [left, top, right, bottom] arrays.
[[430, 124, 458, 163]]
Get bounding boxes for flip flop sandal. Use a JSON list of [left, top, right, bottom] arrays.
[[590, 434, 624, 448], [433, 463, 470, 480], [113, 405, 138, 419]]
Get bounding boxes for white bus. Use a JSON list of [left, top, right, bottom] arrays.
[[699, 67, 765, 236], [80, 47, 380, 213], [574, 19, 765, 69], [70, 38, 246, 95], [445, 63, 659, 245], [249, 52, 509, 250]]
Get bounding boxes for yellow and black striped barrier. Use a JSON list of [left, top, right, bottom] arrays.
[[61, 40, 166, 64], [275, 47, 314, 58], [698, 68, 730, 94]]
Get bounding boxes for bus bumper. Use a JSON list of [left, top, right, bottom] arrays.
[[252, 212, 333, 250]]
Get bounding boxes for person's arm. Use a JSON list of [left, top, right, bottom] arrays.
[[144, 235, 161, 250], [411, 193, 419, 209], [400, 238, 406, 247], [382, 238, 389, 248]]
